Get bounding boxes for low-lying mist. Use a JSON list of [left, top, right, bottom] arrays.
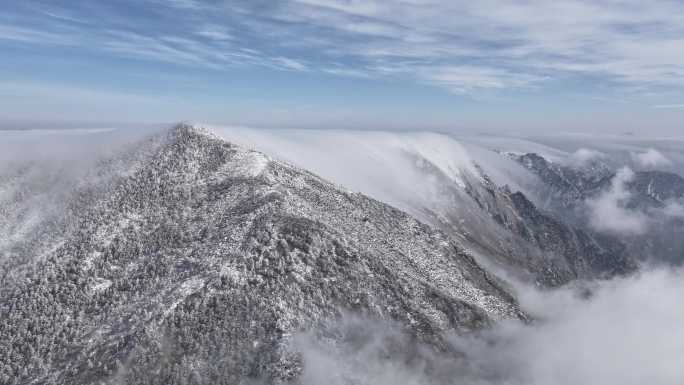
[[475, 268, 684, 385], [294, 268, 684, 385]]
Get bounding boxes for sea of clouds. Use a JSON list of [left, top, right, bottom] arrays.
[[293, 267, 684, 385]]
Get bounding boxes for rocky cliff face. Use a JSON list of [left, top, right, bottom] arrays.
[[625, 171, 684, 209], [511, 152, 613, 213], [0, 125, 523, 385], [433, 167, 636, 287], [511, 151, 684, 265], [511, 152, 684, 213]]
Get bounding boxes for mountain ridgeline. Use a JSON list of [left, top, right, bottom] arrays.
[[0, 125, 524, 384], [1, 124, 665, 384]]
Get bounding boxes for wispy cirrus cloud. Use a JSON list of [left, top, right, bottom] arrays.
[[253, 0, 684, 92], [418, 66, 546, 93], [0, 3, 307, 73], [4, 1, 684, 95], [195, 25, 234, 41], [0, 23, 76, 45], [652, 104, 684, 109]]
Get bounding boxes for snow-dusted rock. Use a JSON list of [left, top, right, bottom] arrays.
[[0, 124, 523, 384]]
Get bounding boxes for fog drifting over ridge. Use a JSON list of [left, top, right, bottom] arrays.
[[0, 127, 158, 259], [586, 167, 649, 235], [207, 125, 543, 221], [191, 125, 684, 385], [2, 125, 684, 384]]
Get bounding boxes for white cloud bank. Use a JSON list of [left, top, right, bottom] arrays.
[[294, 268, 684, 385], [567, 148, 607, 166], [586, 167, 648, 235], [210, 125, 538, 221], [458, 268, 684, 385], [662, 201, 684, 218], [631, 148, 672, 168]]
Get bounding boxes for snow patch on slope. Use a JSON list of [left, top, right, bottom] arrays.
[[219, 149, 270, 178]]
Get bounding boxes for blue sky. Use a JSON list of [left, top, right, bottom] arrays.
[[2, 0, 684, 134]]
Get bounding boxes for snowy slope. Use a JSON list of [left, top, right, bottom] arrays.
[[206, 125, 634, 285], [0, 124, 523, 384]]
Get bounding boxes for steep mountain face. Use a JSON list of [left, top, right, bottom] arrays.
[[625, 171, 684, 209], [504, 192, 635, 280], [347, 148, 636, 287], [201, 126, 636, 287], [511, 152, 684, 264], [619, 171, 684, 264], [510, 153, 613, 213], [437, 169, 636, 287], [0, 125, 523, 385], [511, 152, 684, 213]]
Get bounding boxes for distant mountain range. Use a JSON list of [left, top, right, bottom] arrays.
[[510, 152, 684, 265]]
